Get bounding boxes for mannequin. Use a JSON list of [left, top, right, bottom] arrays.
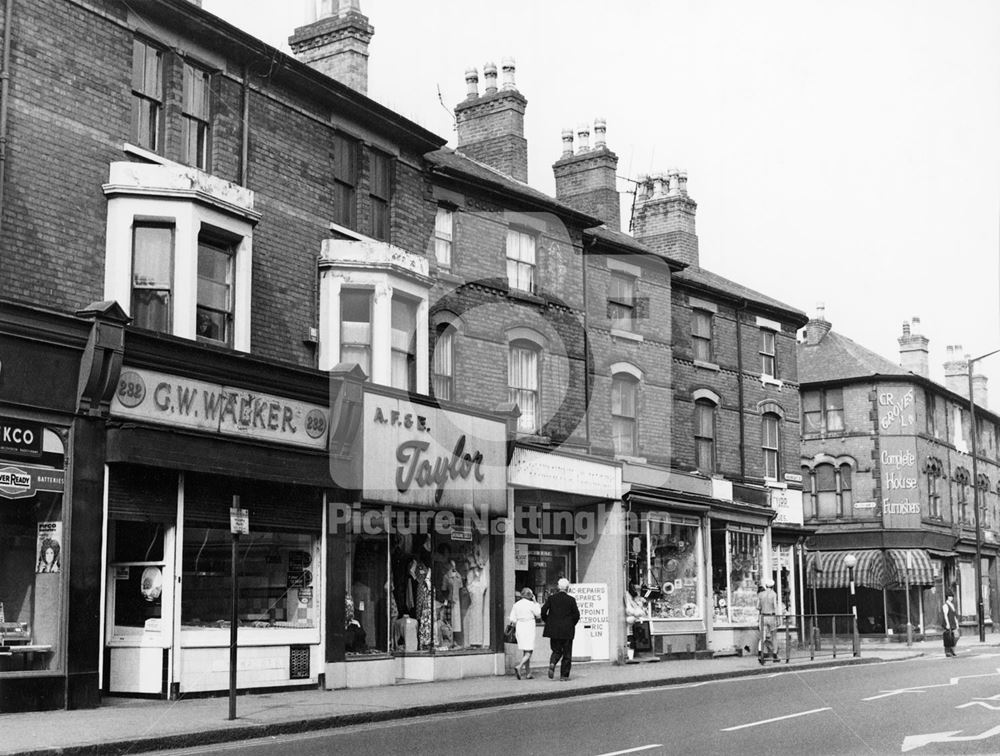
[[464, 560, 488, 646], [415, 557, 433, 649], [444, 559, 464, 634]]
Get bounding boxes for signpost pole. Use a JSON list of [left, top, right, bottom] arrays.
[[228, 495, 249, 721], [905, 551, 913, 647]]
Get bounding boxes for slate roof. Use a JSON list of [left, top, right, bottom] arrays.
[[798, 327, 907, 384], [674, 265, 809, 326], [425, 149, 598, 225]]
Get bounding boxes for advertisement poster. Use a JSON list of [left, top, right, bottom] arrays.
[[36, 521, 62, 573]]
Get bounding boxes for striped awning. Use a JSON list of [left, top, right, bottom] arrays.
[[884, 549, 935, 588], [806, 550, 888, 590]]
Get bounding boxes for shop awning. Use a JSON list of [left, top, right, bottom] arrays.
[[806, 550, 887, 590], [884, 549, 936, 587]]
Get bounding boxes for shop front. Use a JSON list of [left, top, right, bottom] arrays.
[[508, 447, 622, 664], [103, 361, 333, 698], [768, 482, 809, 635], [325, 368, 512, 687]]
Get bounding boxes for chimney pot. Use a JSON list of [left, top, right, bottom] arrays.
[[678, 170, 688, 196], [667, 168, 680, 196], [593, 117, 607, 149], [576, 123, 591, 153], [501, 57, 517, 90], [816, 303, 826, 320], [465, 67, 479, 99], [483, 61, 498, 94], [902, 320, 910, 337], [912, 316, 921, 329], [560, 128, 574, 157]]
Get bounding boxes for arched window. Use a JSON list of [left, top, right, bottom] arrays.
[[509, 340, 541, 433], [432, 325, 455, 401], [611, 374, 639, 456], [762, 413, 780, 480], [694, 399, 716, 474], [954, 467, 971, 524], [925, 457, 944, 519]]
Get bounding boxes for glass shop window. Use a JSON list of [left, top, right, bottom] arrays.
[[345, 510, 492, 655], [0, 489, 65, 672], [712, 526, 763, 625], [514, 543, 575, 609], [109, 520, 167, 637], [181, 528, 319, 630], [627, 513, 702, 620]]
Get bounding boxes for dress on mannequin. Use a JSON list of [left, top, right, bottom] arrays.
[[464, 565, 488, 646], [415, 561, 433, 649], [445, 562, 464, 633]]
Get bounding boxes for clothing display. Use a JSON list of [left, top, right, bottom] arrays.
[[415, 561, 432, 649], [445, 562, 464, 633], [464, 565, 488, 646]]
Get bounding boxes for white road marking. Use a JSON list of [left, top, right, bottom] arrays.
[[862, 667, 1000, 701], [902, 724, 1000, 752], [720, 707, 831, 731], [593, 746, 662, 756]]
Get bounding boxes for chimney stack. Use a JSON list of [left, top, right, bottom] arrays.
[[289, 0, 375, 95], [552, 118, 621, 228], [631, 169, 699, 266], [944, 345, 990, 409], [898, 316, 930, 377], [455, 57, 528, 183], [803, 304, 832, 346]]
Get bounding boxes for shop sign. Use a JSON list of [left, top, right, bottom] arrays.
[[770, 488, 803, 526], [877, 385, 916, 435], [568, 583, 610, 661], [0, 463, 65, 499], [514, 543, 528, 569], [0, 417, 43, 458], [229, 507, 249, 535], [509, 447, 620, 499], [362, 394, 506, 513], [879, 437, 921, 529], [111, 368, 329, 450]]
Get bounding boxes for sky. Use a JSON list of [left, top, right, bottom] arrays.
[[201, 0, 1000, 410]]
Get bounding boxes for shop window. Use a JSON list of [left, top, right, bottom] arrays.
[[390, 296, 417, 391], [131, 223, 174, 332], [608, 272, 636, 332], [611, 374, 638, 456], [109, 520, 167, 637], [691, 309, 713, 362], [694, 399, 716, 474], [131, 38, 163, 152], [196, 235, 234, 345], [369, 151, 391, 241], [509, 340, 540, 433], [333, 133, 358, 230], [762, 413, 780, 480], [345, 514, 491, 655], [340, 289, 372, 376], [431, 326, 454, 401], [180, 528, 319, 630], [628, 513, 702, 621], [514, 542, 575, 609], [506, 228, 536, 294], [802, 388, 844, 433], [434, 206, 453, 268], [182, 62, 211, 170], [712, 526, 763, 625], [770, 544, 795, 622], [760, 328, 777, 378]]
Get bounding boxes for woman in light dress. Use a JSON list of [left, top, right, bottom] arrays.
[[509, 587, 542, 679]]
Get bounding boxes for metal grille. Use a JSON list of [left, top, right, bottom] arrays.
[[289, 645, 310, 679]]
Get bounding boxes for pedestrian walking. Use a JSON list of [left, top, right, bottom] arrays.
[[540, 578, 580, 681], [509, 587, 542, 679], [942, 592, 959, 657], [757, 578, 779, 664]]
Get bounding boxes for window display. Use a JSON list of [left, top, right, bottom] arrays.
[[627, 513, 702, 620], [110, 520, 166, 635], [713, 526, 763, 625], [515, 543, 574, 607], [181, 528, 318, 630], [346, 510, 492, 656]]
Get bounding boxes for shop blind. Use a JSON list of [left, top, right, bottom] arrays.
[[184, 472, 322, 533], [107, 465, 178, 522]]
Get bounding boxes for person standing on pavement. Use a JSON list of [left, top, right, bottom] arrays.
[[942, 592, 959, 657], [541, 578, 580, 681], [756, 579, 779, 664], [509, 587, 542, 679]]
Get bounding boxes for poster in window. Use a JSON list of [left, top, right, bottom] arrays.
[[36, 521, 62, 573]]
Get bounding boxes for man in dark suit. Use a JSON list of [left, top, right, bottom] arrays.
[[540, 578, 580, 680]]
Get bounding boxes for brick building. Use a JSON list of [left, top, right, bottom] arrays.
[[799, 311, 1000, 639]]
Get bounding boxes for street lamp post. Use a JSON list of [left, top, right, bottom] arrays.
[[969, 348, 1000, 644], [844, 553, 859, 657]]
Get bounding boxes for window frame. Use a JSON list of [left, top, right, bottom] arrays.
[[131, 37, 164, 153], [802, 388, 844, 433], [195, 232, 236, 346], [333, 133, 359, 230], [505, 228, 537, 294], [130, 222, 175, 334], [611, 373, 639, 456], [434, 206, 454, 269], [340, 288, 373, 378], [369, 150, 392, 241], [509, 340, 541, 434], [694, 398, 716, 474], [390, 294, 418, 392], [692, 309, 713, 362], [431, 326, 455, 401], [760, 328, 777, 378], [608, 271, 637, 332], [181, 61, 212, 171], [762, 413, 780, 480]]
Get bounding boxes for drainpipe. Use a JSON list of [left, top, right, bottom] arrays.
[[735, 298, 748, 481], [0, 0, 16, 240]]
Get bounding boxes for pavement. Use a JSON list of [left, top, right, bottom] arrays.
[[2, 638, 995, 756]]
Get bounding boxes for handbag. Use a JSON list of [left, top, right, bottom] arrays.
[[503, 621, 517, 644]]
